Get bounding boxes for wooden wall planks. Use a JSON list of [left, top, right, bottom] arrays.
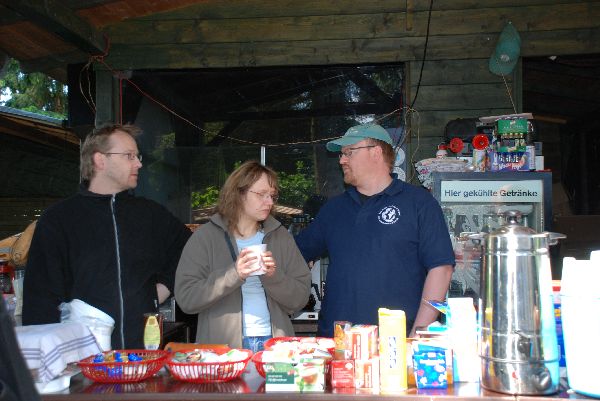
[[93, 0, 600, 160]]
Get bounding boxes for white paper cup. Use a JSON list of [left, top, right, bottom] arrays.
[[244, 244, 267, 276]]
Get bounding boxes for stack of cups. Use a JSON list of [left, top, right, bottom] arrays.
[[560, 251, 600, 398]]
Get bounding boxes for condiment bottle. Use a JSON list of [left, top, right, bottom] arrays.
[[143, 313, 163, 350]]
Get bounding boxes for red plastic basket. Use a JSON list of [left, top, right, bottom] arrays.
[[169, 379, 251, 393], [166, 348, 252, 383], [78, 350, 167, 383], [251, 350, 331, 378], [251, 351, 269, 378]]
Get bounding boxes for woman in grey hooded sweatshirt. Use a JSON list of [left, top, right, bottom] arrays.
[[175, 161, 311, 352]]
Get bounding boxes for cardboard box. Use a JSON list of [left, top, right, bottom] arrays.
[[487, 150, 530, 171], [497, 118, 528, 134], [331, 360, 355, 388], [355, 357, 380, 389], [349, 325, 378, 360], [412, 342, 449, 389], [407, 337, 453, 387], [265, 359, 325, 392]]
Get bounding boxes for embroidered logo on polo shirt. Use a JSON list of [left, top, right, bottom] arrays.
[[378, 205, 401, 225]]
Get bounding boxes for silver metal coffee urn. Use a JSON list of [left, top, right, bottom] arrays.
[[474, 210, 565, 395]]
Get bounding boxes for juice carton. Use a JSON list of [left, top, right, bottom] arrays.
[[378, 308, 407, 392]]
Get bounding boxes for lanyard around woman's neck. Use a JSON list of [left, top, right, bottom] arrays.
[[223, 232, 237, 262]]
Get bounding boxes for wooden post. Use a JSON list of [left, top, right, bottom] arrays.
[[94, 68, 118, 126]]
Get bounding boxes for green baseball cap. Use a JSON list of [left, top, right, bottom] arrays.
[[489, 22, 521, 76], [326, 124, 393, 152]]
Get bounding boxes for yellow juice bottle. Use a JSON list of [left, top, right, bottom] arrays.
[[143, 313, 163, 350], [378, 308, 407, 392]]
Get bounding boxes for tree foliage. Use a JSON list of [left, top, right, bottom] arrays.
[[0, 59, 67, 118], [277, 161, 314, 207], [191, 185, 220, 209], [190, 160, 315, 210]]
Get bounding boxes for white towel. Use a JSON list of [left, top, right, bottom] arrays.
[[16, 322, 101, 382]]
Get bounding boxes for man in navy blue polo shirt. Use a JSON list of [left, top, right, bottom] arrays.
[[295, 124, 455, 337]]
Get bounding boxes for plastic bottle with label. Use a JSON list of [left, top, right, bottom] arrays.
[[436, 144, 448, 158], [143, 313, 163, 350], [0, 259, 14, 294]]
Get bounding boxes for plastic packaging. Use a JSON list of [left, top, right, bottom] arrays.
[[560, 252, 600, 398], [60, 299, 115, 351], [447, 297, 479, 382]]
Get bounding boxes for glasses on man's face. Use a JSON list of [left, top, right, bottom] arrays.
[[338, 145, 376, 159], [102, 152, 143, 162], [247, 190, 279, 203]]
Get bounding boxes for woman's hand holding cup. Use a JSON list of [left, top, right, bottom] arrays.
[[237, 244, 267, 279], [262, 251, 277, 277]]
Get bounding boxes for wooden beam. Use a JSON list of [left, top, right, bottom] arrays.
[[0, 118, 80, 150], [104, 26, 600, 70], [0, 0, 106, 55], [106, 3, 600, 45], [531, 114, 568, 125], [132, 0, 584, 21], [18, 50, 87, 75]]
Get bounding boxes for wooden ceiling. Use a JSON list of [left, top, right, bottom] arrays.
[[2, 0, 600, 128], [0, 0, 201, 82]]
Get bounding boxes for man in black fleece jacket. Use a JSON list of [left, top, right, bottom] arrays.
[[22, 124, 191, 349]]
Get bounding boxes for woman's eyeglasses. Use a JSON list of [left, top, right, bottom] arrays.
[[248, 190, 279, 203]]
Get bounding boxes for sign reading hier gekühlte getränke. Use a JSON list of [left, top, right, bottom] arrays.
[[440, 180, 543, 203]]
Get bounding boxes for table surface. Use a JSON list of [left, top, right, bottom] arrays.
[[41, 363, 594, 401]]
